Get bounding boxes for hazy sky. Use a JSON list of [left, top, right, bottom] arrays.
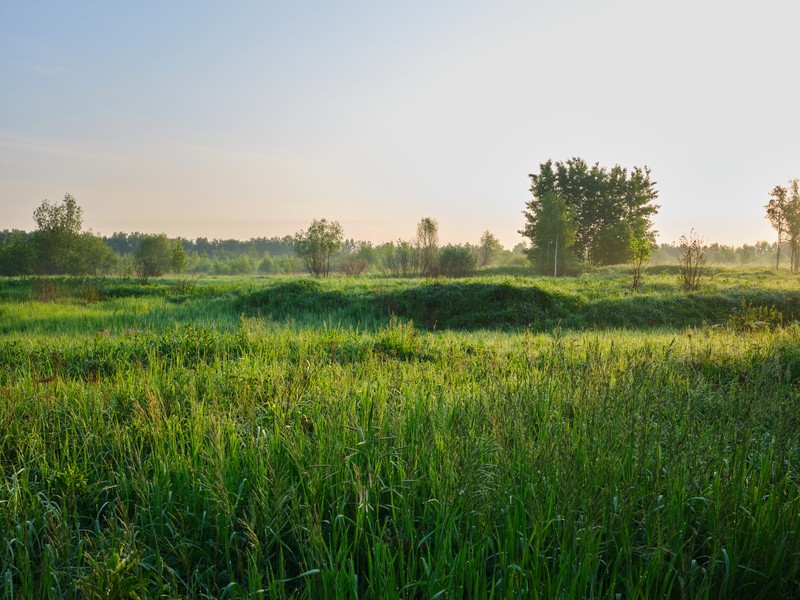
[[2, 1, 799, 248]]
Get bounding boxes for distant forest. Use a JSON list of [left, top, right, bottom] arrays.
[[0, 225, 783, 278]]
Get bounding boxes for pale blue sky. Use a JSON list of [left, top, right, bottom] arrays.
[[2, 1, 798, 247]]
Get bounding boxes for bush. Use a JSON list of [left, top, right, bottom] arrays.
[[258, 254, 275, 274], [340, 255, 368, 276], [438, 245, 477, 278]]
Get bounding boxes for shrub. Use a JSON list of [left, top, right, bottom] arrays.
[[630, 236, 652, 292], [438, 245, 478, 278], [677, 230, 706, 291], [340, 255, 368, 276]]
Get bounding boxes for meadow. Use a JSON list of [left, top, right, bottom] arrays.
[[1, 268, 799, 598]]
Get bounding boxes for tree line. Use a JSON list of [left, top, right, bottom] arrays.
[[0, 195, 527, 279], [2, 167, 793, 280]]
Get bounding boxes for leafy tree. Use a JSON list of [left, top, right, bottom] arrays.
[[521, 191, 579, 276], [0, 231, 36, 275], [382, 240, 417, 277], [522, 158, 658, 265], [439, 245, 478, 277], [478, 231, 502, 267], [32, 193, 84, 274], [294, 219, 343, 277], [765, 185, 789, 269], [134, 234, 173, 283], [171, 240, 188, 273], [73, 233, 118, 275], [415, 217, 439, 277]]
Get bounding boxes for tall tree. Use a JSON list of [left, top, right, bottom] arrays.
[[521, 191, 579, 276], [522, 158, 658, 266], [765, 185, 789, 269], [32, 193, 84, 274], [787, 179, 800, 273], [293, 219, 343, 277]]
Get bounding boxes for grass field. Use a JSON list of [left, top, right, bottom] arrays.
[[1, 269, 799, 598]]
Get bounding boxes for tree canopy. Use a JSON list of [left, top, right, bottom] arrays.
[[134, 234, 174, 283], [32, 193, 84, 274], [294, 219, 343, 277], [521, 158, 659, 267]]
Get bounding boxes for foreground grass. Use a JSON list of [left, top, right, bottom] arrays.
[[1, 272, 799, 598]]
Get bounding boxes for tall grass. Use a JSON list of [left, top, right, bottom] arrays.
[[0, 273, 799, 597]]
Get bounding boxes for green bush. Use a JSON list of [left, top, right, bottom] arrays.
[[438, 245, 477, 277]]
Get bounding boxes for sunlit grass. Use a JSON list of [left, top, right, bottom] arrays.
[[1, 272, 799, 597]]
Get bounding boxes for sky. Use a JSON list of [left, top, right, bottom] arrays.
[[2, 0, 799, 249]]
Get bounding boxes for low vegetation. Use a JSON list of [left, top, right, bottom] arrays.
[[1, 270, 799, 598]]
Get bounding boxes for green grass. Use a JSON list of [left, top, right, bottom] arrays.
[[1, 270, 799, 598]]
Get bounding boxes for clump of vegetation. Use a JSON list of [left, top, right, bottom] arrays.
[[339, 255, 368, 276], [677, 229, 707, 291], [728, 299, 784, 332], [437, 244, 477, 277]]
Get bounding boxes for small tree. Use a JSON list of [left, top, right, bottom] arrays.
[[383, 240, 417, 277], [294, 219, 343, 277], [134, 234, 173, 283], [478, 230, 502, 267], [32, 193, 84, 274], [630, 236, 651, 292], [765, 185, 788, 270], [677, 230, 706, 291], [171, 240, 188, 273], [415, 217, 439, 277]]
